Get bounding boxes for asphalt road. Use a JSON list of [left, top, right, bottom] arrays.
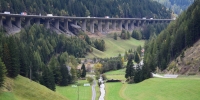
[[92, 76, 96, 100]]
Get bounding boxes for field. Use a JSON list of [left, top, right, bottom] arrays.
[[104, 69, 126, 100], [56, 80, 92, 100], [103, 69, 200, 100], [86, 36, 145, 58], [0, 76, 67, 100]]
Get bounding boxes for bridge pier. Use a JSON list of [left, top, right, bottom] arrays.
[[136, 20, 140, 27], [112, 20, 116, 30], [90, 20, 94, 33], [98, 20, 102, 33], [6, 17, 12, 28], [25, 18, 31, 27], [118, 20, 123, 31], [64, 19, 69, 30], [105, 20, 109, 32], [15, 17, 21, 28], [82, 19, 86, 32], [0, 17, 2, 27], [74, 20, 78, 25], [44, 19, 50, 29], [125, 20, 129, 30], [35, 18, 40, 25], [54, 19, 59, 29], [141, 20, 145, 26], [130, 20, 135, 31]]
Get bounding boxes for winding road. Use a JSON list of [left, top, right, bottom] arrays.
[[92, 76, 96, 100]]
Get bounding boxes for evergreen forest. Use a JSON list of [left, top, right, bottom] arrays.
[[0, 0, 171, 18], [139, 0, 200, 82]]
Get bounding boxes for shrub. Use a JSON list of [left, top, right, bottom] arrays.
[[86, 77, 94, 83]]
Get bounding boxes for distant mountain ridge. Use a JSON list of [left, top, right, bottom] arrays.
[[154, 0, 194, 14]]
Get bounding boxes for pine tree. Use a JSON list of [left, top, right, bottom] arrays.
[[8, 36, 20, 78], [134, 52, 140, 64], [40, 67, 55, 91], [81, 63, 86, 78], [125, 58, 135, 79], [0, 58, 6, 87], [60, 65, 70, 86], [2, 43, 12, 77]]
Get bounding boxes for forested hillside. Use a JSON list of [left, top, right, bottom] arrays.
[[143, 0, 200, 76], [0, 0, 171, 18], [0, 25, 91, 90], [154, 0, 194, 14]]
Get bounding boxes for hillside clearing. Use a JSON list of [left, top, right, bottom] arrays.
[[0, 76, 68, 100], [86, 37, 145, 58]]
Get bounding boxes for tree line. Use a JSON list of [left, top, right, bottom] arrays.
[[0, 0, 171, 18]]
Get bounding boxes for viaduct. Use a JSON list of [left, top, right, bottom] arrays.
[[0, 13, 175, 34]]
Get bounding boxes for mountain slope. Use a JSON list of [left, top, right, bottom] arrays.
[[154, 0, 194, 14], [144, 0, 200, 74], [167, 39, 200, 75], [0, 76, 68, 100]]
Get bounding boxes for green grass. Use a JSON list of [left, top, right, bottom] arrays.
[[0, 75, 68, 100], [104, 69, 126, 100], [86, 37, 145, 58], [56, 80, 92, 100], [124, 78, 200, 100], [103, 69, 200, 100], [105, 82, 124, 100], [104, 69, 126, 75]]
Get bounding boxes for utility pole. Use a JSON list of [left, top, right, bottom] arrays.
[[77, 80, 79, 100]]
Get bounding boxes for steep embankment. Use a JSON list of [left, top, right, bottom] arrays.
[[167, 39, 200, 75], [0, 76, 68, 100]]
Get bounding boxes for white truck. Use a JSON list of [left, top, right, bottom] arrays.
[[4, 11, 10, 14], [47, 14, 53, 16]]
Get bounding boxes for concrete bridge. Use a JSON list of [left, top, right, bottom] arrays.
[[0, 13, 174, 34]]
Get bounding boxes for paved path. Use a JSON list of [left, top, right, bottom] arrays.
[[92, 76, 96, 100]]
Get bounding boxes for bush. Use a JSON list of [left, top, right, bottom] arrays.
[[101, 74, 107, 80], [86, 77, 94, 83]]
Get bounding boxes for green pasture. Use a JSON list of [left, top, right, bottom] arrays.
[[124, 78, 200, 100], [104, 69, 126, 75], [103, 69, 200, 100], [0, 75, 67, 100], [86, 37, 145, 58], [56, 80, 92, 100]]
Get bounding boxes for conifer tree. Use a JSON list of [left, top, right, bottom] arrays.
[[134, 52, 140, 64], [60, 65, 70, 86], [2, 43, 12, 77], [0, 58, 6, 87], [8, 36, 20, 78], [125, 58, 135, 79], [81, 63, 86, 78]]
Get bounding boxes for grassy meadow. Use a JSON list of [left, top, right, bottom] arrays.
[[86, 36, 145, 58], [56, 80, 92, 100], [0, 75, 68, 100], [103, 69, 200, 100]]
